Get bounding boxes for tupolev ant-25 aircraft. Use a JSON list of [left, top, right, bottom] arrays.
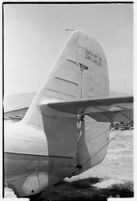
[[4, 30, 133, 197]]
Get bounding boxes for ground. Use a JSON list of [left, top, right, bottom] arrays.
[[31, 130, 133, 201]]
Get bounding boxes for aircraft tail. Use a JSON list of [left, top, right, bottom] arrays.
[[23, 30, 109, 128], [22, 30, 110, 172]]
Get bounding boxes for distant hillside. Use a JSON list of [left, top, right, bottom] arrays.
[[4, 90, 131, 112]]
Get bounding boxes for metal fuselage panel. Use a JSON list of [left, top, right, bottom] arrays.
[[4, 117, 109, 196], [4, 121, 76, 196]]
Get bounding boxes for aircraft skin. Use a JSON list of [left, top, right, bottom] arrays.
[[4, 30, 132, 197]]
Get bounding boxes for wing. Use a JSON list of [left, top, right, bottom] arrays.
[[4, 92, 35, 122], [41, 96, 133, 123]]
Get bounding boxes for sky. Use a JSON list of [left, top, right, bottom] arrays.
[[4, 3, 133, 95]]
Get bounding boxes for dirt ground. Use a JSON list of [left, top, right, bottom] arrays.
[[32, 130, 133, 201]]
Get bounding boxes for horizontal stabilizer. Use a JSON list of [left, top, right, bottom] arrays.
[[41, 96, 133, 123]]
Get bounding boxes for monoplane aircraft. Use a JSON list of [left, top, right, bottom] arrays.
[[4, 30, 133, 197]]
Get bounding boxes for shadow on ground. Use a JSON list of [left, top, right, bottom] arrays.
[[29, 176, 134, 201]]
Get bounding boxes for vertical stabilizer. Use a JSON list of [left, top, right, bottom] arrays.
[[23, 30, 109, 128]]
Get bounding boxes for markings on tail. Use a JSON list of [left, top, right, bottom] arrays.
[[67, 58, 89, 99]]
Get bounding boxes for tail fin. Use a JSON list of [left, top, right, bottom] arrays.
[[23, 30, 109, 128]]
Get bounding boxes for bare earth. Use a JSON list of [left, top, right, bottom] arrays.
[[32, 130, 133, 201]]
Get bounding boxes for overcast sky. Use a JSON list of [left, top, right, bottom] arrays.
[[4, 3, 133, 95]]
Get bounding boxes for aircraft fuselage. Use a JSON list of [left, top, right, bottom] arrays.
[[4, 121, 77, 196]]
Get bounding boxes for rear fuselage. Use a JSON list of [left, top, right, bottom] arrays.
[[4, 117, 109, 197]]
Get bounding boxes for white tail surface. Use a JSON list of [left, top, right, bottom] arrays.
[[23, 30, 110, 170], [23, 30, 109, 128]]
